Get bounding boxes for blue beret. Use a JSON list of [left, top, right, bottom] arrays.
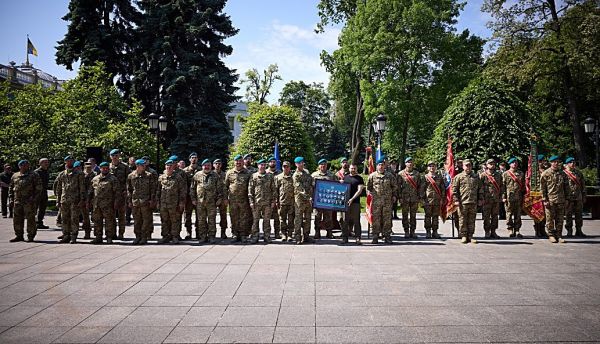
[[18, 159, 29, 166], [404, 156, 412, 163], [109, 149, 120, 155], [99, 162, 109, 167], [233, 154, 243, 161], [507, 157, 518, 164], [256, 159, 266, 164], [340, 157, 348, 162], [376, 157, 385, 165], [537, 154, 545, 161], [267, 157, 276, 162], [73, 161, 81, 168], [168, 155, 178, 161], [213, 159, 222, 164], [64, 155, 74, 161], [294, 157, 304, 164], [243, 154, 252, 159], [318, 159, 327, 165], [189, 152, 198, 158], [548, 155, 561, 162], [565, 157, 575, 164], [165, 159, 174, 165], [201, 159, 211, 165], [135, 159, 146, 166]]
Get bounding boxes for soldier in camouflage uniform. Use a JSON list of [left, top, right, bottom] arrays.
[[89, 162, 118, 244], [56, 156, 86, 243], [398, 157, 420, 238], [183, 153, 200, 240], [244, 154, 258, 174], [191, 159, 223, 243], [563, 157, 586, 237], [266, 157, 282, 239], [275, 161, 295, 241], [34, 158, 50, 229], [312, 159, 337, 239], [109, 149, 131, 239], [9, 160, 41, 242], [127, 159, 156, 245], [367, 157, 398, 244], [81, 162, 96, 239], [541, 155, 569, 243], [502, 157, 525, 238], [225, 155, 252, 242], [213, 159, 228, 239], [480, 159, 503, 239], [420, 161, 445, 239], [452, 159, 483, 244], [249, 159, 276, 244], [157, 159, 186, 244], [293, 157, 314, 244], [533, 155, 549, 238]]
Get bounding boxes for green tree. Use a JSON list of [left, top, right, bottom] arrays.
[[56, 0, 140, 95], [132, 0, 239, 162], [232, 104, 316, 170], [241, 64, 282, 104], [427, 77, 532, 165]]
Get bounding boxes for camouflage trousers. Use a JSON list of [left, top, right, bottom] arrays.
[[294, 200, 312, 241], [565, 200, 583, 233], [61, 202, 81, 237], [342, 203, 361, 238], [423, 204, 441, 231], [196, 202, 217, 239], [314, 209, 332, 237], [371, 201, 392, 238], [458, 203, 477, 237], [13, 202, 36, 238], [93, 206, 116, 239], [272, 203, 280, 236], [482, 201, 500, 233], [115, 195, 127, 237], [401, 201, 418, 233], [218, 202, 228, 232], [278, 204, 294, 237], [545, 202, 565, 238], [230, 200, 251, 237], [184, 197, 195, 236], [160, 206, 181, 239], [505, 200, 522, 231], [132, 205, 153, 239], [81, 206, 91, 233], [252, 203, 272, 239]]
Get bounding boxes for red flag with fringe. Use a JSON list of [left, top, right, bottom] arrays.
[[523, 140, 545, 223], [365, 147, 375, 225], [442, 138, 457, 221]]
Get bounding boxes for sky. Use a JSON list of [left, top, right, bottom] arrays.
[[0, 0, 492, 102]]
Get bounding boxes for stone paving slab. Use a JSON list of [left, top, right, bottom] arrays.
[[0, 213, 598, 343]]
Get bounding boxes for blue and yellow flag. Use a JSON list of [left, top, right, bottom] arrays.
[[27, 38, 38, 56]]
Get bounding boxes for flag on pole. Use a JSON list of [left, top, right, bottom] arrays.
[[27, 38, 38, 56], [273, 141, 281, 171], [442, 138, 457, 221], [364, 147, 375, 225], [523, 139, 545, 222]]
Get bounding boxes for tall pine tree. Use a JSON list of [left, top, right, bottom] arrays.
[[133, 0, 239, 161]]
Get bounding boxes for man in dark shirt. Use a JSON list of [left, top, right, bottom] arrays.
[[35, 158, 50, 228], [0, 164, 13, 218], [342, 164, 365, 244]]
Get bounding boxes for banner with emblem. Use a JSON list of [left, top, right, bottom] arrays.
[[364, 147, 375, 225], [442, 138, 457, 221], [523, 137, 545, 223]]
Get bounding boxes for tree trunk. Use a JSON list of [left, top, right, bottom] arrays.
[[350, 77, 364, 166], [399, 88, 412, 169]]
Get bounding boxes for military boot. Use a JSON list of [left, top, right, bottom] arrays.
[[157, 237, 170, 244], [91, 237, 103, 245], [342, 236, 348, 244], [384, 236, 393, 244], [509, 229, 516, 238], [139, 237, 147, 245], [565, 228, 573, 237], [432, 230, 441, 239], [132, 238, 141, 245], [490, 230, 500, 239], [484, 231, 491, 239], [26, 235, 35, 242], [304, 237, 315, 244], [404, 231, 409, 239], [70, 235, 77, 244], [59, 236, 70, 243], [515, 231, 523, 238], [220, 229, 227, 239], [172, 236, 179, 244], [470, 236, 478, 244], [575, 229, 587, 238], [426, 229, 432, 239], [264, 236, 271, 244], [9, 236, 24, 243], [356, 237, 362, 245], [326, 230, 334, 239], [461, 236, 468, 244], [314, 230, 321, 240], [106, 238, 113, 244], [274, 231, 282, 239], [83, 231, 91, 240], [409, 229, 416, 238], [250, 236, 259, 244], [371, 237, 379, 244]]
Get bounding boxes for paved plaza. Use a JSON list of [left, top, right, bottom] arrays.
[[0, 213, 598, 343]]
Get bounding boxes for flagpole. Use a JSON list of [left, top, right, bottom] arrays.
[[26, 34, 29, 66]]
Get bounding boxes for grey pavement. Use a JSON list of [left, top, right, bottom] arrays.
[[0, 213, 599, 343]]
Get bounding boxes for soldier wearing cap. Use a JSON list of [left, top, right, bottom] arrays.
[[191, 159, 223, 243], [312, 159, 338, 239], [367, 157, 398, 244], [398, 157, 421, 238], [266, 157, 282, 239], [335, 157, 350, 235], [81, 161, 96, 239], [480, 158, 503, 239], [533, 155, 549, 238], [502, 157, 525, 238], [244, 154, 258, 174], [157, 159, 186, 244], [341, 163, 365, 244], [127, 159, 156, 244], [109, 149, 131, 239], [34, 158, 50, 229], [249, 159, 276, 244], [183, 152, 200, 240], [452, 159, 483, 244], [293, 157, 314, 244], [90, 162, 118, 244], [225, 154, 252, 242], [213, 158, 228, 239], [9, 160, 41, 242], [420, 161, 445, 239], [541, 155, 569, 243], [56, 156, 86, 243], [564, 157, 586, 237], [275, 161, 295, 241], [1, 163, 14, 219], [143, 156, 159, 178]]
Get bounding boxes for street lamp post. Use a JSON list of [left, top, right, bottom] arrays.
[[584, 117, 600, 190], [372, 113, 387, 161], [148, 113, 168, 167]]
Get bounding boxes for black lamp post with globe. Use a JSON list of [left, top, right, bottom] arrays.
[[148, 113, 167, 167]]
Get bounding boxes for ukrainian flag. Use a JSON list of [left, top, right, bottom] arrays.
[[27, 38, 38, 56]]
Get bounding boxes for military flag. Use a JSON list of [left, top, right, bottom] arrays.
[[442, 138, 457, 221], [523, 138, 545, 222]]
